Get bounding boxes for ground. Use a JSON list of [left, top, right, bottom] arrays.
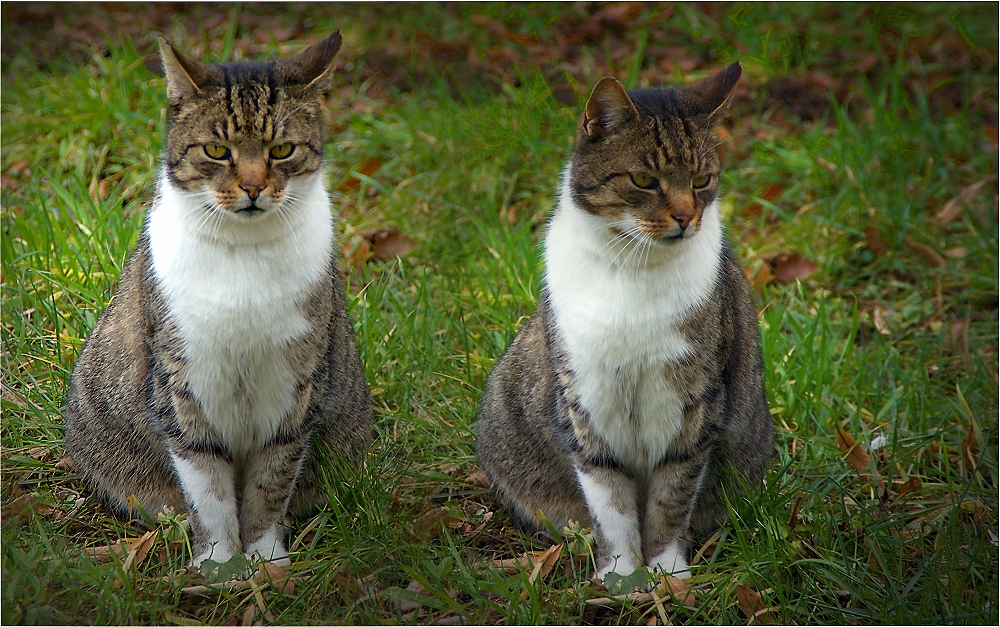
[[1, 3, 997, 625]]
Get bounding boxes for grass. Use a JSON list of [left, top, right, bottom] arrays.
[[2, 3, 997, 625]]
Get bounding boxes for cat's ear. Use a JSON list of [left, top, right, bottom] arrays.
[[581, 77, 639, 137], [279, 30, 343, 95], [158, 38, 209, 104], [683, 61, 742, 119]]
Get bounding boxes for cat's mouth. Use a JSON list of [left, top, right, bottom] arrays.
[[609, 226, 686, 242], [234, 203, 265, 216]]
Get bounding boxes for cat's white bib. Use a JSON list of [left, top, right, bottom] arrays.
[[545, 168, 722, 474], [148, 170, 333, 456]]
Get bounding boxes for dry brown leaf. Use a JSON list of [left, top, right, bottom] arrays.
[[962, 423, 980, 477], [259, 562, 294, 595], [369, 229, 419, 261], [735, 584, 773, 624], [465, 470, 492, 489], [241, 604, 255, 627], [835, 424, 872, 475], [935, 179, 991, 225], [894, 477, 922, 496], [478, 555, 533, 575], [338, 157, 383, 191], [660, 574, 697, 608], [864, 227, 890, 256], [746, 263, 772, 292], [410, 507, 451, 538], [871, 308, 891, 335], [343, 238, 371, 272], [1, 494, 38, 523], [944, 246, 967, 259], [773, 252, 818, 284], [745, 184, 784, 216], [905, 238, 946, 268], [392, 580, 432, 612], [124, 529, 158, 571], [529, 543, 562, 584], [947, 319, 970, 359]]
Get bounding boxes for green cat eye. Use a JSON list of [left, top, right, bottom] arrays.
[[692, 174, 711, 189], [630, 173, 657, 189], [269, 143, 294, 159], [204, 144, 231, 160]]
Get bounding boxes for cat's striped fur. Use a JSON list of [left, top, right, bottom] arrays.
[[64, 32, 373, 567], [477, 63, 773, 582]]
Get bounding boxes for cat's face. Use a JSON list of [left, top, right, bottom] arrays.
[[159, 33, 342, 217], [569, 63, 741, 242]]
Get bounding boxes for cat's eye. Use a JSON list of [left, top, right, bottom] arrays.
[[692, 174, 712, 189], [269, 144, 294, 160], [204, 144, 231, 160], [630, 173, 657, 189]]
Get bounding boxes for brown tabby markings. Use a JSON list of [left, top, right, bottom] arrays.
[[477, 62, 774, 580]]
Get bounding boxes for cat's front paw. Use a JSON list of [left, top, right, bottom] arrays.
[[596, 555, 640, 582], [245, 528, 290, 567], [646, 542, 691, 580], [193, 541, 237, 568]]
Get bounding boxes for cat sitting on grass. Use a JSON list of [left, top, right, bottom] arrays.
[[64, 31, 373, 568], [477, 62, 773, 583]]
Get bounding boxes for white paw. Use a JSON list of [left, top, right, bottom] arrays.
[[597, 555, 640, 581], [245, 526, 289, 566], [193, 541, 237, 567], [647, 541, 691, 580]]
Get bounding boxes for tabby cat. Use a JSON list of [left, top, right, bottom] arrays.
[[476, 62, 773, 582], [64, 31, 374, 568]]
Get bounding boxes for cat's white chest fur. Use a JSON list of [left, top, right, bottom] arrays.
[[148, 171, 333, 456], [545, 171, 722, 474]]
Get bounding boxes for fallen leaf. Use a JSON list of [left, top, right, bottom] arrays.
[[746, 263, 772, 292], [465, 470, 492, 489], [962, 421, 980, 477], [935, 179, 991, 225], [835, 423, 873, 476], [871, 308, 891, 335], [477, 555, 533, 575], [241, 604, 255, 627], [864, 227, 890, 256], [905, 238, 946, 268], [123, 529, 159, 572], [410, 507, 451, 538], [946, 319, 970, 359], [659, 574, 697, 608], [745, 184, 784, 216], [528, 543, 562, 584], [343, 238, 372, 272], [388, 580, 433, 612], [259, 561, 294, 595], [368, 228, 419, 261], [1, 494, 38, 523], [772, 252, 818, 283], [944, 246, 967, 258], [338, 157, 383, 191], [735, 584, 774, 624], [893, 477, 922, 496]]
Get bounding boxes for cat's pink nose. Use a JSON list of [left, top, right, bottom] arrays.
[[240, 183, 265, 200], [672, 211, 694, 229]]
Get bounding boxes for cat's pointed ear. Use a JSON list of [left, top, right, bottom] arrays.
[[158, 38, 209, 104], [581, 77, 638, 137], [280, 30, 343, 95], [684, 61, 742, 118]]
